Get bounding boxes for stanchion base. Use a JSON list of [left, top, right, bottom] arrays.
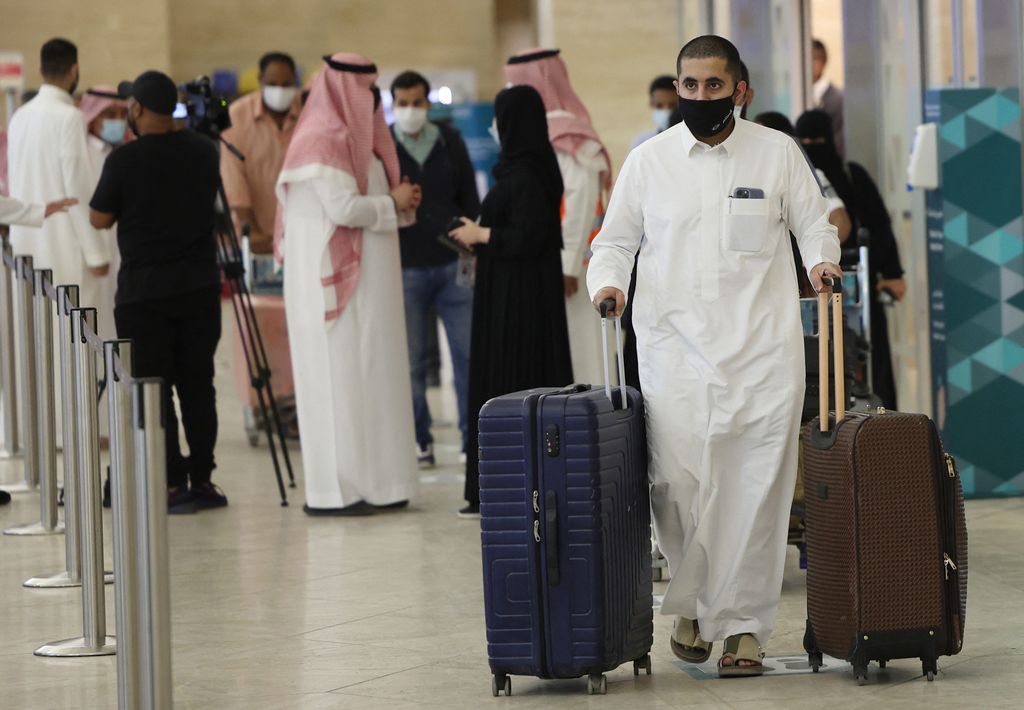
[[34, 635, 116, 657], [2, 481, 38, 494], [4, 521, 65, 536], [23, 569, 112, 588]]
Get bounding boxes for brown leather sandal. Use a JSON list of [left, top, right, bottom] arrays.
[[670, 617, 713, 664]]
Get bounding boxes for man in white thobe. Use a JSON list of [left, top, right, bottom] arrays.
[[505, 49, 611, 385], [7, 39, 109, 446], [588, 36, 841, 676], [277, 53, 421, 516], [8, 39, 110, 311]]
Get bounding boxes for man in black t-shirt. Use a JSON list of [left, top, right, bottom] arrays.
[[90, 70, 226, 514]]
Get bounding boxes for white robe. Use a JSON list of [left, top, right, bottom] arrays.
[[280, 159, 418, 508], [7, 86, 110, 446], [7, 85, 110, 292], [587, 118, 840, 645], [554, 129, 606, 385]]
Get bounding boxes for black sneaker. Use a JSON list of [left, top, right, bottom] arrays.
[[190, 482, 229, 510], [457, 503, 480, 519], [168, 487, 198, 514]]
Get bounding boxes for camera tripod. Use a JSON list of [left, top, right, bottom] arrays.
[[212, 136, 297, 506]]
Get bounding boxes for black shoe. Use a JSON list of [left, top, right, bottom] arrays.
[[0, 489, 10, 506], [302, 500, 375, 517], [457, 503, 480, 519], [190, 482, 228, 510], [373, 500, 409, 511], [168, 487, 198, 515]]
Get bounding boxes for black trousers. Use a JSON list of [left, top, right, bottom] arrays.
[[114, 286, 221, 489]]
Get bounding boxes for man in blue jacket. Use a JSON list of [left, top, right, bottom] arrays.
[[390, 71, 480, 469]]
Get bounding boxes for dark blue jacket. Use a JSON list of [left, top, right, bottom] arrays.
[[392, 122, 481, 269]]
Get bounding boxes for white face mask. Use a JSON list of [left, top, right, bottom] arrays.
[[488, 119, 500, 146], [652, 108, 672, 131], [262, 85, 297, 113], [393, 106, 429, 135]]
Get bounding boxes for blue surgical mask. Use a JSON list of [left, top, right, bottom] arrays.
[[488, 119, 500, 146], [100, 118, 127, 145], [652, 108, 672, 131]]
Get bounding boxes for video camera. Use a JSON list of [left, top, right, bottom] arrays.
[[176, 76, 231, 137]]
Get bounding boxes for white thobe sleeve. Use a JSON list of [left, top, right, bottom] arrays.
[[0, 195, 45, 227], [557, 143, 602, 279], [587, 151, 643, 304], [784, 140, 841, 274], [61, 113, 110, 267], [311, 173, 398, 234]]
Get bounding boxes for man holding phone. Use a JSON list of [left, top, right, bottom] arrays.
[[588, 36, 841, 676], [389, 70, 480, 468]]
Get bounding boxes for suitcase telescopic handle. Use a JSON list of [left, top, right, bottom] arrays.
[[599, 298, 629, 410], [818, 277, 846, 432]]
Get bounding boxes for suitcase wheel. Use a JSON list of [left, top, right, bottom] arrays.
[[922, 658, 938, 681], [633, 655, 652, 676], [853, 664, 869, 686], [587, 673, 607, 695], [491, 674, 511, 697], [926, 671, 935, 682], [808, 651, 823, 673], [878, 660, 887, 670]]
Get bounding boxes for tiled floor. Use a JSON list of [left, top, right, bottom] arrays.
[[1, 329, 1021, 709]]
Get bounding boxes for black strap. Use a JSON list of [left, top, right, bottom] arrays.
[[507, 48, 560, 65], [322, 56, 377, 74]]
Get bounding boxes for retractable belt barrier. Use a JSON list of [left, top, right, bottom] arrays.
[[0, 246, 174, 709]]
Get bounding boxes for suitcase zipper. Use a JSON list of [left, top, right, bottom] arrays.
[[931, 434, 962, 656]]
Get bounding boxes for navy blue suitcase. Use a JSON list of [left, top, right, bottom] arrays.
[[479, 309, 653, 696]]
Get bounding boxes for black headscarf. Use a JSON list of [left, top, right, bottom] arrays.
[[796, 109, 856, 222], [492, 85, 564, 202], [754, 111, 795, 136]]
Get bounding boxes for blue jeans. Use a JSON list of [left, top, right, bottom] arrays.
[[402, 261, 473, 449]]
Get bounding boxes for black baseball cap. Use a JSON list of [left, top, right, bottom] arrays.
[[117, 70, 177, 116]]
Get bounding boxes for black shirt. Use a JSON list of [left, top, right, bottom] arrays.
[[392, 123, 480, 269], [90, 130, 221, 305]]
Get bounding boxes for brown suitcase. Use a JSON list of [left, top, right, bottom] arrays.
[[801, 281, 968, 685]]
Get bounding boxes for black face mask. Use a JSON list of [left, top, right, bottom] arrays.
[[371, 85, 381, 111], [676, 95, 736, 138]]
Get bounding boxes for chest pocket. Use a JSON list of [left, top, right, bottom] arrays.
[[725, 197, 769, 253]]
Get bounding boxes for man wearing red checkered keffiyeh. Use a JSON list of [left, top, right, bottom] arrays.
[[276, 53, 422, 516]]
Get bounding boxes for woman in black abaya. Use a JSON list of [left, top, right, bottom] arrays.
[[450, 85, 573, 517], [796, 110, 906, 410]]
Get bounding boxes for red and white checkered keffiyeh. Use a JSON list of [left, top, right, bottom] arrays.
[[275, 52, 400, 322], [505, 48, 611, 189], [79, 86, 125, 133]]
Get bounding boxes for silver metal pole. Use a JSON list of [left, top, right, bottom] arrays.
[[5, 269, 63, 535], [134, 378, 173, 709], [25, 285, 113, 587], [107, 340, 139, 709], [0, 240, 20, 458], [5, 255, 37, 494], [35, 308, 116, 658]]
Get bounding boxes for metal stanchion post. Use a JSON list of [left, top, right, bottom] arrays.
[[5, 269, 63, 535], [35, 308, 116, 657], [106, 340, 140, 708], [5, 255, 37, 494], [133, 378, 173, 709], [0, 240, 20, 458], [24, 286, 113, 587]]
